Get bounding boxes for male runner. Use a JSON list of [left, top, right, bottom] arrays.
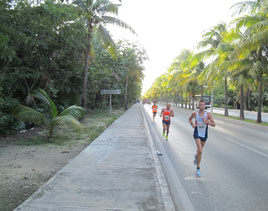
[[160, 103, 174, 140], [188, 100, 215, 177], [152, 102, 158, 122], [142, 100, 145, 106]]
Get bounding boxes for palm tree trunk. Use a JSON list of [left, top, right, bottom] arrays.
[[192, 94, 195, 110], [176, 92, 179, 107], [188, 93, 191, 109], [181, 91, 183, 108], [185, 91, 188, 109], [224, 75, 229, 116], [174, 92, 177, 107], [201, 85, 204, 99], [47, 125, 54, 142], [245, 87, 250, 111], [81, 24, 93, 108], [124, 76, 129, 110], [257, 73, 263, 123], [240, 84, 244, 120]]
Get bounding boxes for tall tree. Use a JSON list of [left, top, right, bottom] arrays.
[[232, 0, 268, 122], [73, 0, 135, 108], [197, 23, 229, 115]]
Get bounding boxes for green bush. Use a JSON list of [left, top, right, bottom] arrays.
[[262, 106, 268, 113], [0, 97, 20, 135]]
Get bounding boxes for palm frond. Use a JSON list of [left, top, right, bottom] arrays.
[[198, 39, 213, 49], [237, 29, 268, 53], [73, 0, 89, 11], [195, 49, 216, 61], [102, 16, 136, 34], [59, 105, 85, 119], [233, 14, 265, 30], [231, 1, 260, 15], [34, 89, 58, 118], [51, 115, 83, 132], [93, 0, 110, 11], [97, 3, 120, 15], [13, 105, 45, 125], [243, 17, 268, 37], [98, 24, 116, 56]]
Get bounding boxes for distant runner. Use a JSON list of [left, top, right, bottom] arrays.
[[160, 103, 174, 140], [152, 102, 158, 122], [188, 100, 215, 177]]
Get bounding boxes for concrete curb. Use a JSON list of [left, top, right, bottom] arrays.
[[142, 105, 195, 211], [140, 106, 176, 211]]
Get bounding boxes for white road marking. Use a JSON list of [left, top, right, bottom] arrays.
[[225, 137, 268, 158], [184, 176, 207, 181], [191, 191, 202, 195]]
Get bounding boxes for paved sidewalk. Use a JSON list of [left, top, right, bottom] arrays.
[[16, 104, 172, 211]]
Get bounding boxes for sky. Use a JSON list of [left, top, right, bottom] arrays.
[[108, 0, 242, 95]]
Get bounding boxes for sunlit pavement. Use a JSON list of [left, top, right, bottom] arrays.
[[143, 104, 268, 211]]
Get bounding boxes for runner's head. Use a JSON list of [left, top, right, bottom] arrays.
[[153, 101, 156, 105], [166, 103, 171, 109], [199, 100, 206, 111]]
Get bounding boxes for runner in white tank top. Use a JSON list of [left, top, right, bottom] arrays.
[[188, 100, 215, 177]]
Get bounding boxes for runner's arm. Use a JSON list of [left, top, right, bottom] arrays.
[[188, 112, 196, 128], [160, 109, 164, 117], [171, 109, 175, 117], [207, 113, 216, 127]]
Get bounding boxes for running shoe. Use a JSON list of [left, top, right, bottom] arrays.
[[165, 135, 168, 141], [193, 154, 197, 166], [163, 133, 165, 137], [196, 169, 201, 178]]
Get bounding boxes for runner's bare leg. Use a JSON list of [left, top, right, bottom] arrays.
[[195, 139, 206, 168]]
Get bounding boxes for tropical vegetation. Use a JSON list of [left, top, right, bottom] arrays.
[[0, 0, 145, 136], [13, 89, 85, 141]]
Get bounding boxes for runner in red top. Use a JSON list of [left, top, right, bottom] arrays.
[[160, 103, 174, 140], [152, 101, 158, 122]]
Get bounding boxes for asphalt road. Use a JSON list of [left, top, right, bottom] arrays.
[[212, 107, 268, 123], [143, 104, 268, 211]]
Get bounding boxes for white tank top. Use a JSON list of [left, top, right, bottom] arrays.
[[196, 111, 208, 138]]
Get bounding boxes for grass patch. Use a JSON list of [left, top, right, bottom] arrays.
[[15, 108, 124, 146], [84, 125, 106, 141], [16, 136, 47, 146], [213, 113, 268, 126]]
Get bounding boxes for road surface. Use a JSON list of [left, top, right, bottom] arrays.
[[143, 104, 268, 211]]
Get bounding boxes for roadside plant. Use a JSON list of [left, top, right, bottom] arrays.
[[13, 89, 85, 141]]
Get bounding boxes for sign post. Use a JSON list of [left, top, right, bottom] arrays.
[[109, 94, 112, 114], [100, 89, 121, 114]]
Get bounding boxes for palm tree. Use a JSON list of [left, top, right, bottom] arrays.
[[119, 42, 146, 110], [73, 0, 136, 108], [229, 57, 253, 120], [13, 89, 85, 141], [170, 49, 193, 108], [232, 0, 268, 122], [197, 23, 230, 116], [174, 50, 206, 110]]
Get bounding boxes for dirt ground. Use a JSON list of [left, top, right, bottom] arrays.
[[0, 109, 123, 211]]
